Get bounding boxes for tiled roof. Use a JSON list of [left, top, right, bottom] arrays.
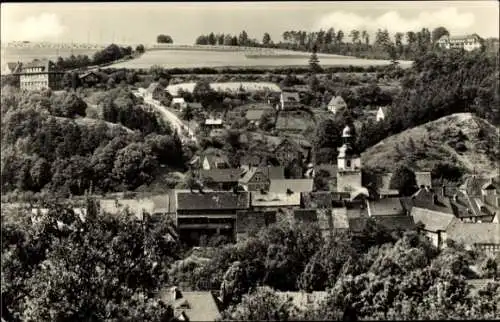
[[251, 191, 301, 207], [446, 222, 500, 245], [239, 166, 285, 183], [269, 179, 314, 194], [281, 91, 300, 102], [21, 59, 52, 71], [175, 191, 250, 211], [236, 210, 276, 233], [146, 82, 162, 94], [79, 71, 99, 79], [160, 289, 221, 322], [294, 209, 318, 223], [245, 109, 266, 121], [373, 215, 415, 231], [302, 192, 333, 208], [411, 207, 457, 232], [415, 171, 432, 188], [200, 168, 244, 183], [368, 198, 404, 216], [204, 154, 229, 168]]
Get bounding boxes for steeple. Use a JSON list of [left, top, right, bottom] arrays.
[[337, 124, 360, 172]]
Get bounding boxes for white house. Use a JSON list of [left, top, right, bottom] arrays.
[[437, 34, 483, 52], [327, 96, 347, 114], [376, 106, 388, 122], [171, 97, 188, 110]]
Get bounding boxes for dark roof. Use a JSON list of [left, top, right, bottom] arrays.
[[294, 209, 318, 223], [368, 198, 404, 216], [373, 215, 416, 231], [200, 168, 244, 183], [269, 179, 314, 194], [302, 192, 333, 208], [316, 164, 338, 178], [281, 91, 300, 102], [411, 207, 456, 232], [236, 211, 276, 233], [239, 166, 285, 183], [401, 189, 455, 215], [79, 71, 100, 79], [176, 191, 250, 211], [6, 62, 22, 74], [348, 217, 369, 233], [21, 59, 52, 71], [446, 222, 500, 245]]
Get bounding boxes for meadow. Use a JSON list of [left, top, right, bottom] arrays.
[[167, 81, 282, 95]]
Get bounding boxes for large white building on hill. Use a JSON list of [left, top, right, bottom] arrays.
[[437, 34, 483, 51]]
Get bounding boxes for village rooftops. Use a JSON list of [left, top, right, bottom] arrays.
[[367, 197, 405, 217], [252, 191, 301, 208], [175, 190, 250, 211], [245, 109, 267, 122], [281, 91, 300, 102], [269, 179, 314, 194], [411, 207, 457, 232], [446, 222, 500, 245], [200, 168, 245, 183], [239, 166, 285, 183]]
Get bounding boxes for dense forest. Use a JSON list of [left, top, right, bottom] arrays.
[[0, 86, 185, 198], [3, 201, 498, 321], [194, 27, 498, 60]]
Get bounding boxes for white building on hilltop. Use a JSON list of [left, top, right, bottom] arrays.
[[437, 34, 483, 52]]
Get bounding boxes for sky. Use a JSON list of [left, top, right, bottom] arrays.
[[1, 1, 499, 45]]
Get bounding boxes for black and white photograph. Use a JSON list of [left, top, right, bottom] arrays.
[[1, 1, 499, 321]]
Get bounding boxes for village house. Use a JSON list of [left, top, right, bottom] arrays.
[[411, 206, 458, 248], [203, 118, 224, 130], [199, 168, 245, 191], [79, 71, 101, 87], [450, 175, 499, 223], [235, 210, 277, 241], [437, 34, 483, 51], [376, 106, 388, 122], [278, 91, 301, 110], [269, 179, 314, 194], [445, 222, 500, 255], [173, 190, 251, 245], [171, 97, 188, 110], [15, 59, 64, 91], [145, 82, 165, 101], [251, 191, 302, 212], [159, 287, 221, 322], [196, 152, 231, 170], [239, 166, 285, 191], [327, 96, 347, 114]]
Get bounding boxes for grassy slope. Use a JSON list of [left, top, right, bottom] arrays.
[[361, 113, 499, 176]]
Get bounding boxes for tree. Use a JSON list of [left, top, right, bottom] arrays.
[[309, 44, 322, 72], [349, 29, 360, 44], [431, 26, 450, 44], [389, 164, 417, 196], [193, 79, 218, 108], [156, 34, 173, 44], [238, 30, 249, 46], [112, 142, 159, 190], [135, 44, 145, 53], [262, 32, 272, 46], [259, 110, 276, 132]]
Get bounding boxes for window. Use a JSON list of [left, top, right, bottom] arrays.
[[346, 160, 351, 167]]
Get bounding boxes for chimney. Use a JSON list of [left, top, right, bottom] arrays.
[[286, 188, 294, 195]]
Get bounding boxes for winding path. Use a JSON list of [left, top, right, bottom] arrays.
[[132, 89, 197, 144]]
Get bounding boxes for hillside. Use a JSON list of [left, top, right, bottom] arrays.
[[361, 113, 499, 176], [54, 116, 134, 134]]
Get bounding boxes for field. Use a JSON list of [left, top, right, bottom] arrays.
[[105, 49, 413, 69], [2, 46, 414, 70], [167, 81, 281, 95], [1, 47, 99, 66]]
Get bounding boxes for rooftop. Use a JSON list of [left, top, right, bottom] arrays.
[[269, 179, 314, 194], [446, 222, 500, 245], [159, 288, 221, 322], [411, 207, 457, 232], [175, 191, 250, 211], [367, 197, 404, 216], [328, 96, 347, 107], [200, 168, 245, 183], [251, 191, 301, 207], [281, 91, 301, 102]]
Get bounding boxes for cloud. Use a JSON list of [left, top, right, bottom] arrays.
[[314, 7, 475, 35], [3, 13, 66, 42]]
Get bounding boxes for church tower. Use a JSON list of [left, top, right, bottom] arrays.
[[337, 125, 362, 192]]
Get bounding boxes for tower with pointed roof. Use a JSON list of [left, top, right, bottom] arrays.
[[336, 125, 362, 192]]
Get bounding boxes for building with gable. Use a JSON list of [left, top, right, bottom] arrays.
[[15, 59, 64, 91], [279, 91, 301, 110], [327, 96, 347, 114], [437, 34, 483, 51]]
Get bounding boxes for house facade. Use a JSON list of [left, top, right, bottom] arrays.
[[376, 106, 387, 122], [79, 71, 100, 86], [437, 34, 483, 51], [145, 82, 165, 100], [17, 60, 64, 91], [279, 91, 301, 110], [327, 96, 347, 114]]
